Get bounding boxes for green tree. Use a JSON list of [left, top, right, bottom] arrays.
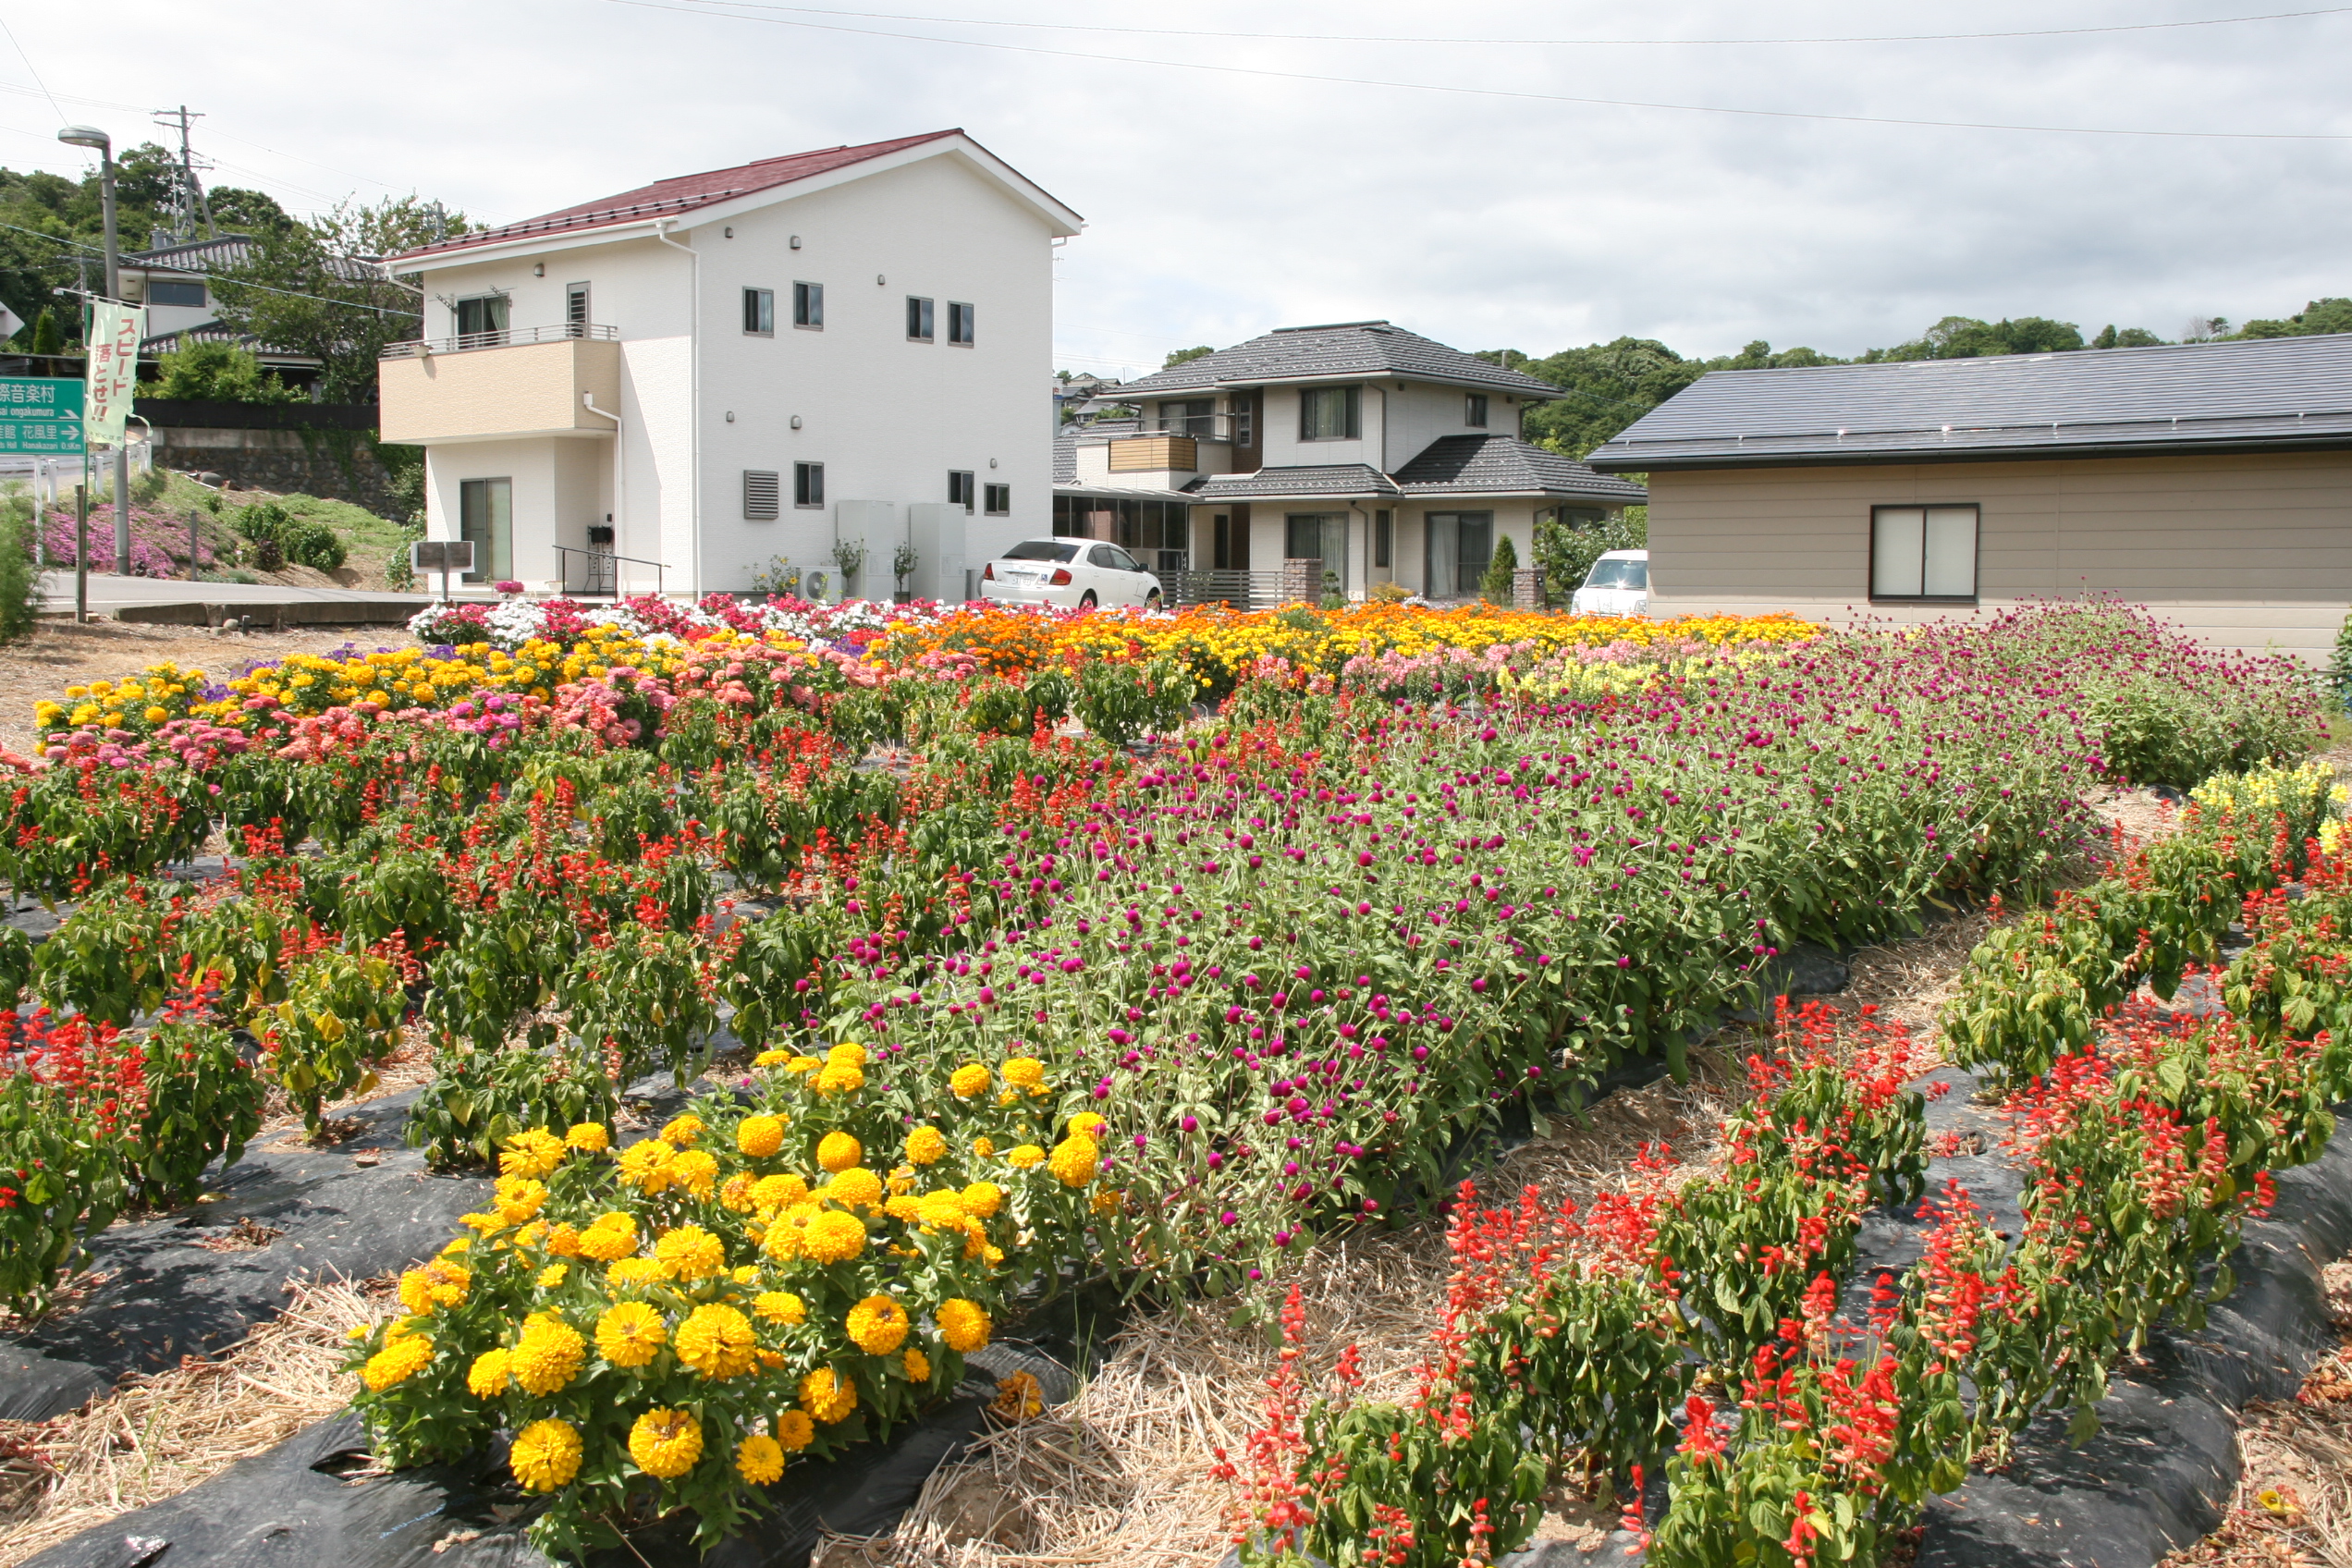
[[26, 309, 63, 357], [1860, 315, 2085, 362], [146, 337, 302, 404], [1478, 531, 1519, 604], [210, 195, 466, 403], [1162, 345, 1214, 368], [1536, 506, 1647, 607], [2237, 298, 2352, 339], [0, 487, 44, 645], [2090, 325, 2167, 349]]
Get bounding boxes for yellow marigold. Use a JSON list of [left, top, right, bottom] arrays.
[[817, 1133, 863, 1172], [737, 1432, 787, 1486], [498, 1128, 567, 1180], [537, 1263, 570, 1289], [660, 1114, 706, 1148], [577, 1214, 638, 1262], [845, 1294, 911, 1355], [1068, 1112, 1108, 1139], [1092, 1188, 1123, 1217], [962, 1219, 990, 1261], [754, 1291, 806, 1325], [937, 1298, 992, 1354], [814, 1064, 864, 1096], [737, 1114, 787, 1158], [1002, 1057, 1046, 1092], [566, 1122, 611, 1153], [787, 1055, 823, 1073], [619, 1139, 677, 1194], [719, 1172, 756, 1213], [761, 1205, 813, 1262], [629, 1406, 704, 1479], [828, 1042, 868, 1068], [467, 1347, 513, 1399], [510, 1317, 587, 1396], [973, 1136, 997, 1158], [675, 1304, 758, 1379], [545, 1222, 582, 1257], [802, 1209, 867, 1266], [949, 1063, 990, 1098], [733, 1264, 761, 1286], [962, 1181, 1005, 1219], [915, 1191, 969, 1230], [1006, 1144, 1047, 1170], [511, 1220, 548, 1251], [884, 1194, 922, 1222], [754, 1048, 793, 1067], [776, 1409, 816, 1452], [596, 1301, 668, 1368], [888, 1166, 917, 1195], [905, 1126, 948, 1166], [361, 1333, 434, 1391], [607, 1256, 668, 1290], [904, 1347, 932, 1383], [825, 1167, 883, 1208], [1048, 1137, 1099, 1189], [799, 1366, 858, 1424], [669, 1148, 719, 1200], [510, 1418, 584, 1492], [753, 1173, 809, 1211], [655, 1224, 728, 1281]]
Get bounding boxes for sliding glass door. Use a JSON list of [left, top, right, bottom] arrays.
[[1285, 512, 1348, 595], [1424, 511, 1492, 598], [459, 477, 512, 583]]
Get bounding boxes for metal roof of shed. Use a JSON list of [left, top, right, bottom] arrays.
[[1586, 333, 2352, 471]]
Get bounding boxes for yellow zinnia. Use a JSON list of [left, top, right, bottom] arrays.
[[510, 1418, 584, 1492], [596, 1301, 668, 1368], [629, 1406, 704, 1479]]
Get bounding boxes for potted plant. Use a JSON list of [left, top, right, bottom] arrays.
[[831, 540, 867, 602]]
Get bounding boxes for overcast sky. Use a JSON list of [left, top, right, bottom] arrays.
[[6, 1, 2346, 373]]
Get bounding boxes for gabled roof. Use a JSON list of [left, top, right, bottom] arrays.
[[1184, 464, 1401, 501], [1053, 417, 1140, 484], [1112, 322, 1559, 401], [1586, 333, 2352, 471], [1392, 435, 1648, 502], [391, 130, 1081, 265], [140, 321, 322, 366], [122, 235, 381, 283]]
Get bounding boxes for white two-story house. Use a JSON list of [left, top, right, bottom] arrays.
[[1067, 322, 1645, 600], [379, 129, 1083, 598]]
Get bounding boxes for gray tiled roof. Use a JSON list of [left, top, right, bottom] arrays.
[[1053, 417, 1138, 483], [1392, 435, 1648, 503], [1113, 322, 1559, 402], [1184, 464, 1402, 500], [124, 234, 382, 283], [1586, 333, 2352, 471]]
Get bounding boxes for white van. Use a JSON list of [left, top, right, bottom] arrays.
[[1571, 549, 1648, 616]]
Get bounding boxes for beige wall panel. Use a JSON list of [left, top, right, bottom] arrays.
[[381, 338, 621, 445]]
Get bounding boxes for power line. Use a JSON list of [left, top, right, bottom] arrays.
[[606, 0, 2352, 141], [0, 17, 64, 123], [670, 0, 2352, 50]]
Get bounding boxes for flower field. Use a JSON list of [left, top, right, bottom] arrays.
[[0, 596, 2330, 1561]]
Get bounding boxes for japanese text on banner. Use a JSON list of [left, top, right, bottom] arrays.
[[82, 300, 145, 448]]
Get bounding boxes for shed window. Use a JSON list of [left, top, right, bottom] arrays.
[[1870, 505, 1978, 599], [744, 470, 780, 521]]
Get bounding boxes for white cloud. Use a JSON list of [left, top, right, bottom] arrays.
[[10, 0, 2346, 362]]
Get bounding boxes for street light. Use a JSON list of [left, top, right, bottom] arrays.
[[57, 125, 129, 577]]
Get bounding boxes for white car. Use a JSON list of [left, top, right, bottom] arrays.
[[1571, 549, 1648, 616], [979, 537, 1163, 609]]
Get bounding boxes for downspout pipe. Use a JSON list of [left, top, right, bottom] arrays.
[[653, 220, 700, 599]]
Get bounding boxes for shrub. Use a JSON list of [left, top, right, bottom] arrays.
[[1477, 531, 1518, 604], [0, 486, 43, 646]]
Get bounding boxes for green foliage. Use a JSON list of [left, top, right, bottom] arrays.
[[406, 1037, 618, 1170], [1162, 344, 1215, 368], [1535, 506, 1646, 608], [146, 337, 303, 405], [1477, 531, 1518, 605], [2237, 298, 2352, 339], [261, 944, 409, 1134], [0, 486, 45, 645], [2090, 325, 2167, 349], [234, 498, 348, 571], [131, 1011, 264, 1207], [27, 309, 64, 357], [1858, 314, 2085, 362]]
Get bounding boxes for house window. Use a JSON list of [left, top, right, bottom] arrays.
[[794, 462, 825, 508], [1167, 399, 1214, 438], [148, 279, 204, 308], [744, 470, 780, 521], [1212, 513, 1232, 570], [743, 288, 775, 336], [947, 301, 974, 345], [1465, 393, 1488, 428], [949, 471, 975, 509], [1373, 508, 1391, 568], [1231, 395, 1254, 447], [566, 283, 591, 331], [1870, 505, 1978, 600], [1299, 386, 1360, 441], [455, 294, 508, 343], [458, 477, 512, 582], [985, 483, 1010, 515], [1424, 511, 1492, 598], [1285, 512, 1349, 591], [906, 297, 934, 341], [792, 282, 823, 329]]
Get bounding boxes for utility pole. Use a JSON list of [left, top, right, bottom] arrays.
[[74, 483, 89, 624], [58, 126, 130, 577], [153, 105, 214, 241]]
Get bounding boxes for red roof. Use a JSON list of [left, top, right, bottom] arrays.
[[397, 130, 971, 262]]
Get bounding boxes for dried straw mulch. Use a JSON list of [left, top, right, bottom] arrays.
[[0, 1278, 388, 1567]]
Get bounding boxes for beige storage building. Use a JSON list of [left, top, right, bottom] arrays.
[[1583, 334, 2352, 661]]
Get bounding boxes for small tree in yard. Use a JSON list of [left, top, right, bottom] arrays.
[[1479, 532, 1519, 604], [0, 488, 43, 643], [892, 541, 918, 595], [832, 539, 867, 599]]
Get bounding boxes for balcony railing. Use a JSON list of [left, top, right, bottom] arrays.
[[1139, 412, 1237, 441], [381, 322, 619, 361]]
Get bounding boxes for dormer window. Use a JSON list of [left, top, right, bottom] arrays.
[[1300, 386, 1360, 441], [1465, 393, 1488, 428]]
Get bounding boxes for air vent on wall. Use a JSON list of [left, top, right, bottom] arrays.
[[743, 470, 780, 521]]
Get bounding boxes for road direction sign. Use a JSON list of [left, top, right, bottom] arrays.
[[0, 378, 83, 456]]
